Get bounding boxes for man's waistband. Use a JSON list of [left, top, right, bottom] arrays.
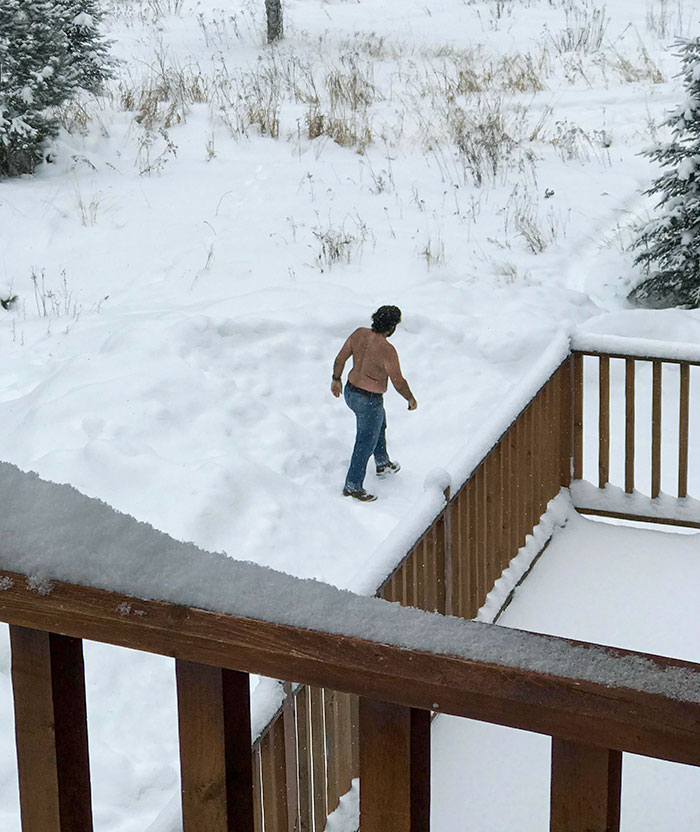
[[346, 381, 383, 398]]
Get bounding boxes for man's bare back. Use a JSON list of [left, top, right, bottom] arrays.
[[332, 327, 415, 404]]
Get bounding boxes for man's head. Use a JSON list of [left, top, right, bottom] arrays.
[[371, 305, 402, 336]]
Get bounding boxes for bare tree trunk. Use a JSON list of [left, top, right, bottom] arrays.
[[265, 0, 283, 42]]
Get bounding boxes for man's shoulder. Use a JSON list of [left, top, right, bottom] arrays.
[[350, 327, 372, 342]]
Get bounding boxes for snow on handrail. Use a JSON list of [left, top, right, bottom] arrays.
[[572, 331, 700, 365]]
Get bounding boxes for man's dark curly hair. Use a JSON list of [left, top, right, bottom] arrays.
[[371, 305, 402, 333]]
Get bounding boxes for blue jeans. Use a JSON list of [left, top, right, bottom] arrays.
[[344, 383, 390, 492]]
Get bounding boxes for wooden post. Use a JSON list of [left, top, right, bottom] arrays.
[[359, 699, 430, 832], [598, 356, 610, 489], [437, 485, 457, 615], [176, 661, 254, 832], [573, 353, 584, 481], [651, 361, 662, 499], [678, 363, 690, 499], [625, 359, 635, 494], [550, 739, 621, 832], [10, 626, 93, 832]]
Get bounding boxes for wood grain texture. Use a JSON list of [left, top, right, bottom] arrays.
[[176, 661, 254, 832], [359, 699, 411, 832], [10, 627, 93, 832], [550, 739, 621, 832]]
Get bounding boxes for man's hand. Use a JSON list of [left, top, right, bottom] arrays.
[[331, 379, 342, 398], [408, 397, 418, 411]]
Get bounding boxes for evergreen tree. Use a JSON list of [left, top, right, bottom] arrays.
[[0, 0, 112, 178], [630, 37, 700, 308]]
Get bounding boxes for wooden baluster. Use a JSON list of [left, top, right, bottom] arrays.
[[350, 695, 360, 778], [325, 689, 340, 814], [550, 739, 621, 832], [295, 686, 313, 832], [679, 363, 690, 498], [453, 489, 465, 619], [253, 745, 264, 832], [467, 477, 479, 618], [439, 486, 451, 615], [532, 389, 543, 523], [309, 687, 327, 832], [416, 539, 427, 610], [359, 700, 430, 832], [525, 404, 536, 532], [560, 358, 573, 488], [475, 465, 487, 608], [176, 661, 254, 832], [491, 444, 504, 582], [282, 682, 299, 832], [10, 627, 93, 832], [625, 359, 636, 494], [509, 422, 520, 556], [573, 353, 584, 481], [598, 356, 610, 489], [652, 361, 662, 499], [335, 693, 354, 800], [425, 530, 437, 613], [500, 425, 512, 569], [261, 717, 289, 832]]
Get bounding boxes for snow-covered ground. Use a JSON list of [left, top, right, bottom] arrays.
[[2, 0, 700, 828], [433, 510, 700, 832]]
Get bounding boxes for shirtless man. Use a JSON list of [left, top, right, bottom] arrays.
[[331, 305, 417, 502]]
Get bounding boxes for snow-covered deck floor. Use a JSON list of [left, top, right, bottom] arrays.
[[432, 510, 700, 831]]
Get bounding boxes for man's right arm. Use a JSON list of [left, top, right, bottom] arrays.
[[386, 347, 417, 410]]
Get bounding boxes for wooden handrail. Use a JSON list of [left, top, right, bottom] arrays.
[[574, 348, 700, 368], [1, 568, 700, 767]]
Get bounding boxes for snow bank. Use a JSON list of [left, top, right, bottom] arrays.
[[1, 462, 700, 705], [571, 480, 700, 526]]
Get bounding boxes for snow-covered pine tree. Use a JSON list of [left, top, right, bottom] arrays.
[[630, 37, 700, 308], [0, 0, 112, 178]]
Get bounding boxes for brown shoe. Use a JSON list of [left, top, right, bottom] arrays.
[[343, 488, 377, 502], [376, 461, 400, 478]]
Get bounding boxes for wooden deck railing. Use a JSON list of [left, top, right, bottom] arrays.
[[1, 567, 699, 832], [571, 344, 699, 528]]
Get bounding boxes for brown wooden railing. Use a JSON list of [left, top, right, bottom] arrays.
[[1, 566, 699, 832], [571, 347, 699, 528]]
